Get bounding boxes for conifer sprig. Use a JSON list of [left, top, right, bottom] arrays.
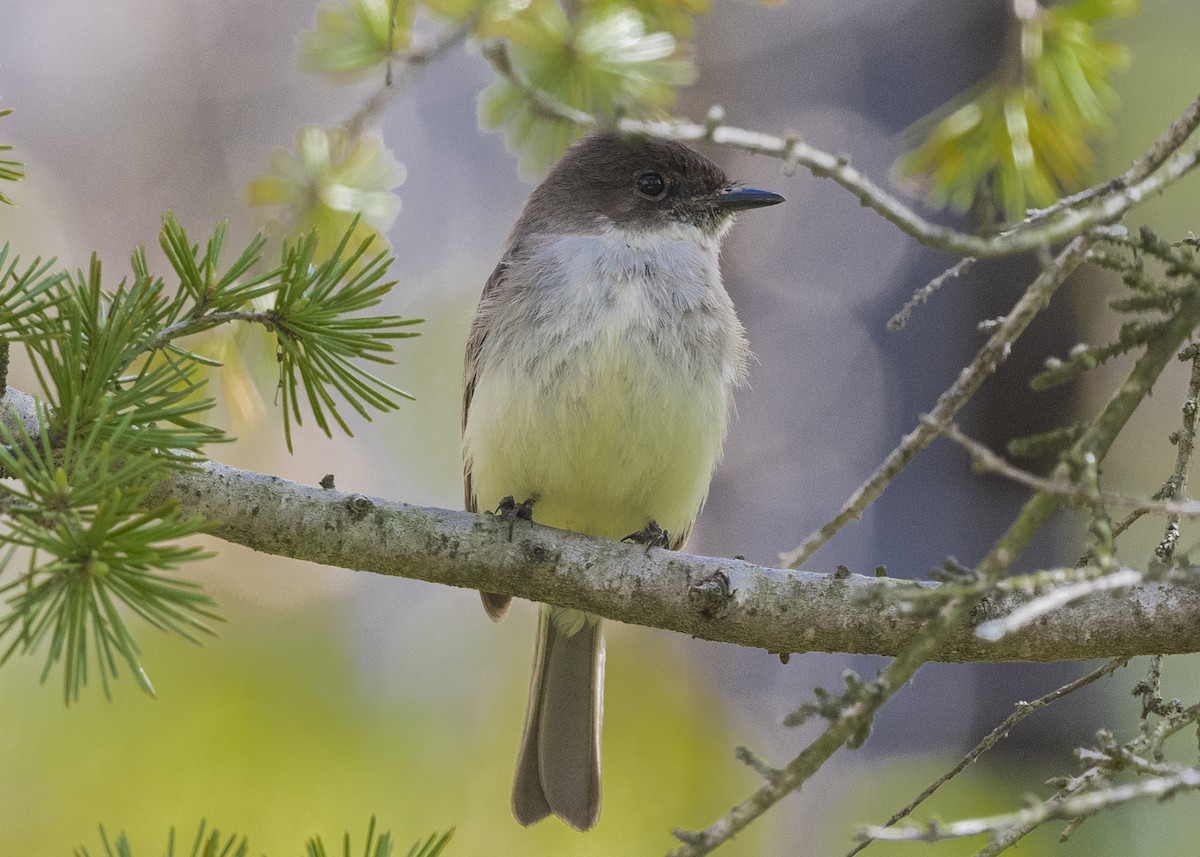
[[0, 215, 418, 700]]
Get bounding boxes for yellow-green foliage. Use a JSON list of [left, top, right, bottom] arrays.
[[301, 0, 416, 80], [478, 0, 697, 175], [893, 0, 1139, 224], [245, 126, 406, 261]]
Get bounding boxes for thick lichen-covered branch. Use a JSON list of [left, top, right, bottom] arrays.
[[3, 382, 1199, 663]]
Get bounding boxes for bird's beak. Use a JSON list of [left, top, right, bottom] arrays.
[[708, 186, 786, 211]]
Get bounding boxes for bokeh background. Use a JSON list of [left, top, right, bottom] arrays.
[[3, 1, 1200, 854]]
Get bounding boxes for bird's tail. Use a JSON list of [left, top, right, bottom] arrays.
[[511, 606, 604, 831]]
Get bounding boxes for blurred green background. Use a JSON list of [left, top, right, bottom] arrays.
[[3, 1, 1200, 855]]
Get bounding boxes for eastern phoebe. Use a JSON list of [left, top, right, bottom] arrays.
[[463, 131, 783, 830]]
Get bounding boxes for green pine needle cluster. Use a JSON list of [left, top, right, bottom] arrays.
[[893, 0, 1139, 224], [0, 107, 22, 205], [75, 817, 451, 857], [75, 822, 246, 857], [272, 224, 419, 451], [306, 816, 453, 857], [0, 214, 419, 702]]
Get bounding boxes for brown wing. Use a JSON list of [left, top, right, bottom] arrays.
[[464, 256, 515, 622]]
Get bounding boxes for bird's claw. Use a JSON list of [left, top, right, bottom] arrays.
[[622, 520, 671, 553], [495, 495, 535, 541]]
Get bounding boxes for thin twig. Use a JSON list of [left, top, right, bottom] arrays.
[[1021, 88, 1200, 225], [975, 568, 1144, 641], [976, 704, 1200, 855], [1083, 89, 1200, 204], [143, 309, 270, 353], [1134, 655, 1177, 719], [897, 561, 1198, 608], [935, 421, 1200, 520], [384, 0, 400, 87], [863, 767, 1200, 845], [888, 258, 977, 331], [479, 42, 595, 126], [1156, 343, 1200, 561], [846, 658, 1128, 857]]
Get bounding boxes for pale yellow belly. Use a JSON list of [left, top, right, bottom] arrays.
[[464, 346, 732, 543]]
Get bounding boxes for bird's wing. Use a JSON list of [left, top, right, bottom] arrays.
[[462, 254, 511, 514], [464, 253, 516, 622]]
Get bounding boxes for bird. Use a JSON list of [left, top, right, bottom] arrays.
[[462, 130, 783, 830]]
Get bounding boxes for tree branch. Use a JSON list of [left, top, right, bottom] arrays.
[[6, 385, 1189, 663], [158, 459, 1200, 661]]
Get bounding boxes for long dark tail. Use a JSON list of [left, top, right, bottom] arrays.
[[511, 607, 604, 831]]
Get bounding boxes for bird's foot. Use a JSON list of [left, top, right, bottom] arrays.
[[494, 495, 535, 541], [622, 520, 671, 553]]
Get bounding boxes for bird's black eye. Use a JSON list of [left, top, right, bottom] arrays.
[[636, 172, 666, 198]]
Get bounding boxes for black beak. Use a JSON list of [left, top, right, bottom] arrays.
[[709, 186, 786, 211]]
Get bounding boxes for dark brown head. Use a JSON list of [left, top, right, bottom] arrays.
[[515, 132, 784, 241]]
